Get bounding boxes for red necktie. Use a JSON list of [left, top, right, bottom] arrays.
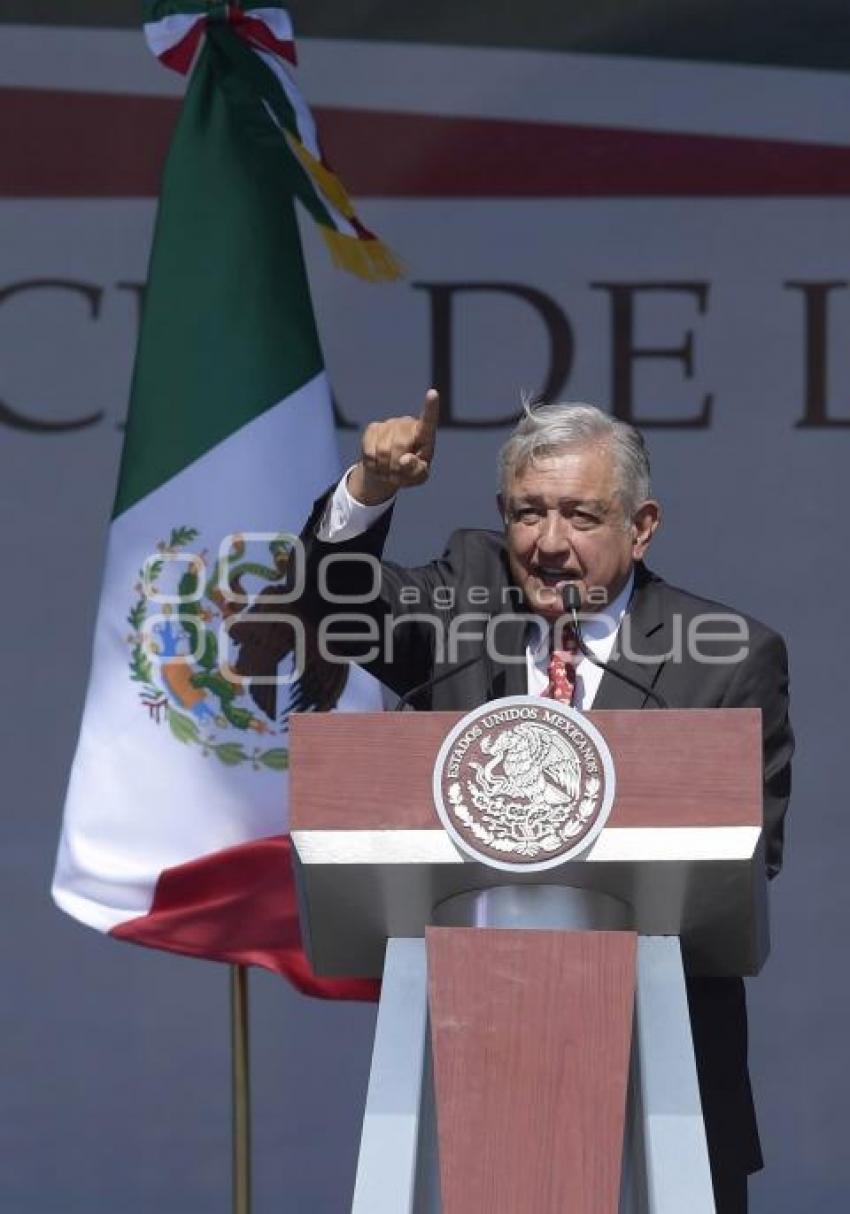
[[546, 630, 579, 705]]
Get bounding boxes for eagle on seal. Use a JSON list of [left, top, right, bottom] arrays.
[[471, 721, 582, 808]]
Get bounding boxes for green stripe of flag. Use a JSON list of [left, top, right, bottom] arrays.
[[113, 41, 323, 516]]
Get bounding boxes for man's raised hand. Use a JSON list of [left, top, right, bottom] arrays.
[[348, 389, 440, 505]]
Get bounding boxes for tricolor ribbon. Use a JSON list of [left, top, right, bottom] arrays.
[[143, 2, 402, 281], [144, 3, 296, 75]]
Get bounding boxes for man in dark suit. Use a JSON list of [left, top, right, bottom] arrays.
[[239, 390, 792, 1212]]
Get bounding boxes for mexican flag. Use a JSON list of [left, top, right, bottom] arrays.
[[52, 3, 394, 998]]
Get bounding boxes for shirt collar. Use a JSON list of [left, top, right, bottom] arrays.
[[581, 569, 634, 645]]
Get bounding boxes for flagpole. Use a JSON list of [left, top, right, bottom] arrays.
[[231, 964, 252, 1214]]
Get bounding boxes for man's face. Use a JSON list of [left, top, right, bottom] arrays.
[[500, 443, 658, 620]]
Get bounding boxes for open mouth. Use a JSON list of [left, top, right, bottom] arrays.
[[533, 566, 579, 588]]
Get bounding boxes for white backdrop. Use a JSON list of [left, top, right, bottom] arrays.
[[1, 22, 848, 1213]]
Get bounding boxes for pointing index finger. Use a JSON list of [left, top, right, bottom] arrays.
[[415, 388, 440, 446]]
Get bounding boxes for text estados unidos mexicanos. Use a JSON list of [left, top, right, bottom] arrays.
[[446, 705, 600, 778]]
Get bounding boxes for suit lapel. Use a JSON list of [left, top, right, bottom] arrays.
[[592, 564, 670, 710], [478, 540, 534, 701], [487, 612, 530, 700]]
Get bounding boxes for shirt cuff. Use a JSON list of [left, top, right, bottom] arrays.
[[317, 466, 395, 542]]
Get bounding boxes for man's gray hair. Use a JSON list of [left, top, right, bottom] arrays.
[[498, 401, 652, 517]]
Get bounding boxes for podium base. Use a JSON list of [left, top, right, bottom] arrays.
[[352, 887, 715, 1214]]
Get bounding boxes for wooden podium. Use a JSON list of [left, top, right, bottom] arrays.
[[289, 708, 767, 1214]]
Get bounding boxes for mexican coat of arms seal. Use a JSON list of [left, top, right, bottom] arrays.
[[432, 696, 616, 871]]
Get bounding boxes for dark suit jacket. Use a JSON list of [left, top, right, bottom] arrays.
[[263, 500, 794, 1180]]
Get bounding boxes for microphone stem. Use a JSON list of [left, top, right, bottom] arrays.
[[569, 607, 668, 710]]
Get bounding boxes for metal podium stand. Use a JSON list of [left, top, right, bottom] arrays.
[[289, 708, 767, 1214]]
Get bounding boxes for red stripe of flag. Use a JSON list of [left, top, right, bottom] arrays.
[[111, 833, 381, 1001]]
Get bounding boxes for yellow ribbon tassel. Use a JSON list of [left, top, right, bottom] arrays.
[[286, 132, 404, 281], [319, 227, 404, 283]]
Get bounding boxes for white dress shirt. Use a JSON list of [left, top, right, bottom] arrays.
[[319, 470, 634, 709], [318, 468, 394, 541], [525, 574, 633, 709]]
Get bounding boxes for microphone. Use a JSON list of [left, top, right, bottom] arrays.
[[561, 583, 668, 710], [394, 653, 485, 711]]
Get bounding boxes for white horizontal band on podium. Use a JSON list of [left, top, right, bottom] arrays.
[[291, 825, 761, 865]]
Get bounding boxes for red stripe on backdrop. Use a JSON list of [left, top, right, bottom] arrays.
[[3, 86, 850, 198], [327, 109, 850, 198], [1, 88, 179, 197], [111, 834, 380, 1002]]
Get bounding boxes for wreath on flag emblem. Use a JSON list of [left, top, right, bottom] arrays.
[[125, 526, 296, 771]]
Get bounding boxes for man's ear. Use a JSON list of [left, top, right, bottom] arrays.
[[631, 500, 662, 559]]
